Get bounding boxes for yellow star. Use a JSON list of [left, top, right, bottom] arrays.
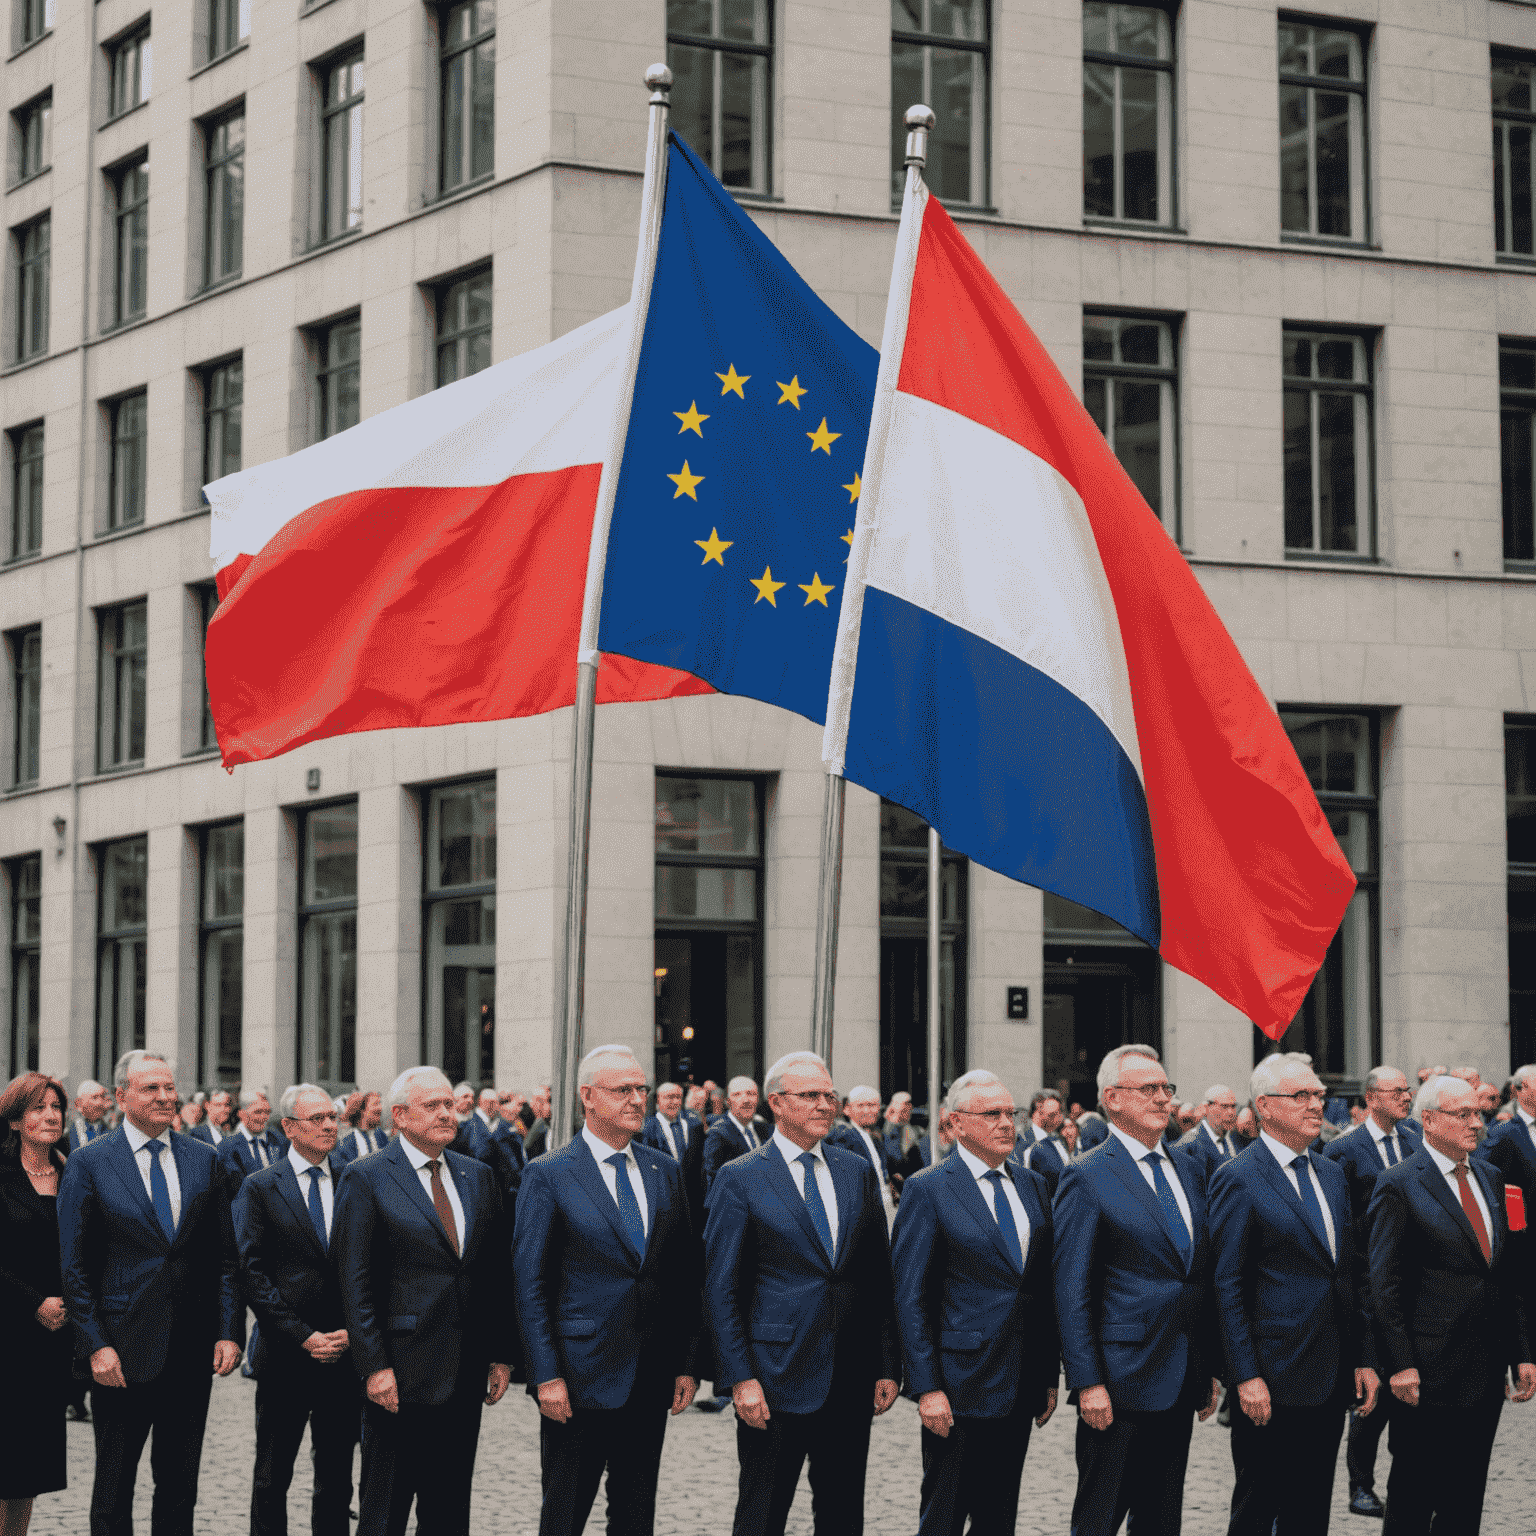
[[777, 376, 808, 409], [695, 528, 732, 566], [716, 364, 749, 398], [799, 573, 836, 607], [674, 401, 709, 437], [807, 418, 841, 454], [842, 471, 861, 502], [750, 566, 786, 606], [667, 461, 704, 501], [840, 529, 854, 548]]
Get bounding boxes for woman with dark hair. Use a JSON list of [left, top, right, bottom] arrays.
[[0, 1072, 73, 1534]]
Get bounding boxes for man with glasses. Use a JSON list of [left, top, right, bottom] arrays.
[[1176, 1084, 1241, 1180], [704, 1050, 900, 1536], [1210, 1053, 1376, 1534], [827, 1085, 900, 1229], [1054, 1044, 1220, 1536], [1367, 1075, 1535, 1532]]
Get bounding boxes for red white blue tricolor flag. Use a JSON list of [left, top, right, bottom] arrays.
[[824, 176, 1356, 1039]]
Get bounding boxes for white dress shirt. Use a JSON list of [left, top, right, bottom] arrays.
[[123, 1120, 182, 1228], [1259, 1131, 1336, 1260], [476, 1109, 496, 1133], [1032, 1122, 1069, 1168], [956, 1142, 1031, 1263], [582, 1125, 650, 1237], [851, 1124, 888, 1185], [206, 1121, 224, 1144], [1423, 1139, 1492, 1238], [1202, 1119, 1234, 1159], [1366, 1115, 1408, 1169], [1516, 1105, 1536, 1143], [773, 1129, 839, 1250], [1109, 1122, 1193, 1240], [239, 1123, 272, 1169], [730, 1114, 759, 1150], [288, 1146, 335, 1240], [400, 1136, 466, 1250], [658, 1113, 688, 1157]]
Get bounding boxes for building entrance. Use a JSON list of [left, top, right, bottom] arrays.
[[653, 930, 757, 1089]]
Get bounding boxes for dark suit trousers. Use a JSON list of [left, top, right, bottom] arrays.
[[536, 1381, 670, 1536], [358, 1380, 484, 1536], [1382, 1393, 1504, 1536], [1070, 1404, 1194, 1536], [1226, 1400, 1346, 1536], [251, 1358, 361, 1536], [1346, 1393, 1394, 1493], [918, 1408, 1034, 1536]]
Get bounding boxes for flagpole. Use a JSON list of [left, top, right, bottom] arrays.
[[927, 826, 945, 1162], [809, 772, 845, 1064], [552, 64, 673, 1153]]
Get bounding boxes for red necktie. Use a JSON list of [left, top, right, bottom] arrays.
[[1453, 1162, 1492, 1263], [427, 1159, 460, 1256]]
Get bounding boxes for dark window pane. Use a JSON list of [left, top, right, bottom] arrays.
[[880, 799, 930, 849], [1120, 65, 1158, 222], [672, 0, 714, 34], [1083, 60, 1115, 217], [1501, 346, 1536, 391], [1083, 374, 1108, 434], [1283, 387, 1313, 548], [1503, 408, 1536, 562], [891, 41, 925, 198], [1277, 22, 1307, 76], [655, 776, 759, 854], [204, 822, 244, 919], [1279, 85, 1310, 233], [1316, 392, 1359, 551], [1313, 92, 1353, 237], [1314, 28, 1359, 81], [1315, 338, 1357, 381], [1113, 378, 1162, 516], [928, 45, 980, 203], [719, 49, 765, 188], [1514, 125, 1533, 257], [306, 802, 358, 902]]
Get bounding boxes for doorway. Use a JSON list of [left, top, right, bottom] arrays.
[[653, 931, 757, 1088], [1043, 944, 1161, 1109]]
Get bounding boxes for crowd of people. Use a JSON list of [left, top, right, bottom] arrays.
[[0, 1044, 1532, 1536]]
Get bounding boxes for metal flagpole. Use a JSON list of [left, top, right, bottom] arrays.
[[551, 64, 673, 1152], [808, 773, 845, 1063], [927, 826, 944, 1163]]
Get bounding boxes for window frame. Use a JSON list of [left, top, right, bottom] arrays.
[[206, 0, 250, 64], [297, 798, 359, 1091], [1493, 50, 1536, 263], [202, 107, 244, 290], [8, 624, 40, 788], [197, 818, 243, 1088], [313, 313, 361, 442], [105, 389, 148, 534], [9, 420, 44, 560], [1509, 717, 1536, 1069], [95, 834, 148, 1080], [201, 355, 242, 486], [106, 24, 152, 122], [1500, 339, 1536, 568], [7, 853, 41, 1076], [1082, 1, 1177, 229], [433, 265, 492, 388], [667, 0, 774, 198], [108, 157, 149, 329], [15, 0, 55, 52], [891, 0, 990, 210], [317, 47, 365, 243], [438, 0, 496, 196], [12, 91, 52, 187], [96, 598, 147, 773], [194, 581, 219, 752], [14, 213, 49, 363]]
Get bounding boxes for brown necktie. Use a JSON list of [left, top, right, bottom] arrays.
[[426, 1159, 460, 1257], [1453, 1162, 1492, 1264]]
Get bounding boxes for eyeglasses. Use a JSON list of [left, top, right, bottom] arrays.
[[778, 1090, 840, 1107], [1427, 1107, 1481, 1123], [594, 1084, 649, 1100], [290, 1112, 339, 1127], [1113, 1081, 1176, 1100], [1374, 1087, 1413, 1099], [952, 1108, 1018, 1125], [1262, 1090, 1327, 1107]]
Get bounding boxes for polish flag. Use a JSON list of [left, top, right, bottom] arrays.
[[204, 308, 710, 767]]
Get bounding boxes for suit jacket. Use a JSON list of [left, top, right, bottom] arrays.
[[1324, 1118, 1422, 1264], [332, 1137, 516, 1406], [523, 1118, 550, 1160], [703, 1139, 900, 1414], [1023, 1124, 1072, 1176], [642, 1110, 704, 1164], [1368, 1152, 1531, 1408], [701, 1115, 769, 1194], [1479, 1114, 1535, 1290], [58, 1129, 244, 1382], [233, 1152, 351, 1378], [1015, 1138, 1060, 1200], [1210, 1141, 1364, 1407], [451, 1119, 522, 1224], [1053, 1131, 1217, 1413], [491, 1118, 526, 1170], [68, 1120, 107, 1154], [891, 1154, 1058, 1417], [186, 1122, 227, 1150], [336, 1126, 389, 1164], [1175, 1123, 1239, 1185], [513, 1136, 700, 1410], [825, 1122, 899, 1186], [1075, 1115, 1110, 1152], [217, 1129, 283, 1182]]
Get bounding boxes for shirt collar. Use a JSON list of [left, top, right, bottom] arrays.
[[582, 1124, 633, 1167], [239, 1123, 260, 1143], [288, 1146, 329, 1180], [729, 1113, 756, 1138], [476, 1109, 496, 1129], [1424, 1141, 1461, 1176], [1367, 1117, 1394, 1142], [1108, 1121, 1163, 1161], [773, 1127, 822, 1166], [1518, 1106, 1535, 1128], [400, 1136, 442, 1172], [1203, 1119, 1226, 1146], [123, 1120, 170, 1155], [1259, 1129, 1308, 1168], [955, 1140, 1007, 1182]]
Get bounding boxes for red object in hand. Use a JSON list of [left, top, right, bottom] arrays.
[[1507, 1186, 1527, 1232]]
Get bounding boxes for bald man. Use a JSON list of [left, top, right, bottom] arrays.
[[827, 1087, 899, 1228]]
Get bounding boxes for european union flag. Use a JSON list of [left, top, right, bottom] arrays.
[[598, 134, 878, 726]]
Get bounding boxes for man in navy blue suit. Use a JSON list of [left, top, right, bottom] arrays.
[[336, 1089, 389, 1164], [1211, 1053, 1378, 1534], [218, 1089, 283, 1182], [1174, 1084, 1240, 1181], [1054, 1044, 1220, 1536], [642, 1080, 703, 1164], [1020, 1090, 1072, 1179], [514, 1046, 700, 1535], [187, 1087, 233, 1149], [700, 1076, 768, 1195], [68, 1078, 112, 1151], [705, 1050, 900, 1536], [826, 1085, 899, 1228], [333, 1066, 516, 1536], [1479, 1062, 1535, 1297], [58, 1050, 244, 1536], [891, 1069, 1058, 1536], [1369, 1075, 1536, 1534], [234, 1083, 360, 1536]]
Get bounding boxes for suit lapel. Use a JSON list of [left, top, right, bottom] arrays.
[[277, 1161, 325, 1255], [168, 1134, 209, 1246], [760, 1144, 832, 1268], [636, 1151, 664, 1263], [446, 1152, 476, 1262], [383, 1142, 459, 1259], [1253, 1144, 1334, 1266], [1473, 1159, 1504, 1262], [1103, 1136, 1183, 1269], [828, 1150, 862, 1269], [107, 1132, 169, 1250], [948, 1155, 1017, 1273], [568, 1140, 643, 1267], [1415, 1157, 1487, 1264]]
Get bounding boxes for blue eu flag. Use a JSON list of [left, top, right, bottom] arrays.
[[598, 134, 878, 727]]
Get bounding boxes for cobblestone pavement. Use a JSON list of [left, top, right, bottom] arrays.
[[30, 1377, 1536, 1534]]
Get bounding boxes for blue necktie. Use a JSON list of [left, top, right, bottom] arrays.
[[1381, 1134, 1399, 1167], [983, 1169, 1024, 1270], [1290, 1154, 1334, 1259], [306, 1167, 328, 1249], [796, 1152, 834, 1259], [1143, 1152, 1191, 1267], [605, 1153, 646, 1255], [146, 1140, 175, 1241], [667, 1120, 684, 1160]]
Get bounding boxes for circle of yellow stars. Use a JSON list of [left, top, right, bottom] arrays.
[[665, 364, 859, 608]]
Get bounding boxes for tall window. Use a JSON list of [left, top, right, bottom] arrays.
[[1509, 721, 1536, 1067], [1279, 19, 1367, 242], [110, 160, 149, 326], [1500, 341, 1536, 567], [667, 0, 771, 195], [1494, 54, 1536, 260], [15, 0, 54, 50], [207, 0, 249, 61], [1084, 312, 1178, 534], [10, 422, 43, 558], [435, 269, 491, 386], [320, 50, 365, 240], [203, 110, 243, 287], [423, 781, 495, 1084], [97, 600, 147, 771], [8, 855, 40, 1074], [96, 836, 147, 1077], [892, 1, 988, 206], [13, 93, 51, 183], [299, 801, 357, 1089], [14, 214, 48, 362], [195, 583, 218, 750], [1283, 328, 1372, 556], [1268, 711, 1378, 1083], [107, 391, 148, 531], [314, 315, 361, 440], [199, 820, 242, 1087], [202, 357, 242, 484], [8, 625, 40, 787], [1083, 3, 1173, 225], [439, 1, 494, 193], [108, 26, 152, 119]]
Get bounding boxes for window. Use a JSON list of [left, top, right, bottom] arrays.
[[97, 600, 147, 771], [8, 855, 40, 1075], [892, 1, 988, 206], [207, 0, 249, 62], [314, 315, 361, 440], [15, 0, 54, 50], [14, 214, 48, 362], [435, 268, 491, 386], [199, 820, 242, 1087], [423, 781, 495, 1083], [1268, 712, 1378, 1084], [1282, 329, 1372, 556], [110, 159, 149, 326], [108, 26, 152, 120], [1084, 312, 1178, 535], [299, 801, 357, 1089], [1279, 19, 1367, 242], [202, 357, 242, 484], [8, 625, 40, 787], [96, 835, 147, 1077], [1501, 341, 1536, 566], [106, 391, 148, 532], [203, 111, 243, 287], [667, 0, 771, 195], [10, 422, 43, 559], [1510, 721, 1536, 1067], [13, 93, 51, 184], [195, 583, 218, 750], [1494, 54, 1536, 260], [1083, 3, 1173, 225], [439, 1, 494, 193], [320, 50, 365, 240]]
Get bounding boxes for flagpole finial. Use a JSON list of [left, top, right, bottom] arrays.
[[904, 104, 936, 168], [646, 63, 673, 103]]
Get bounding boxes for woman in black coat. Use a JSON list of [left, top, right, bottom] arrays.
[[0, 1072, 73, 1535]]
